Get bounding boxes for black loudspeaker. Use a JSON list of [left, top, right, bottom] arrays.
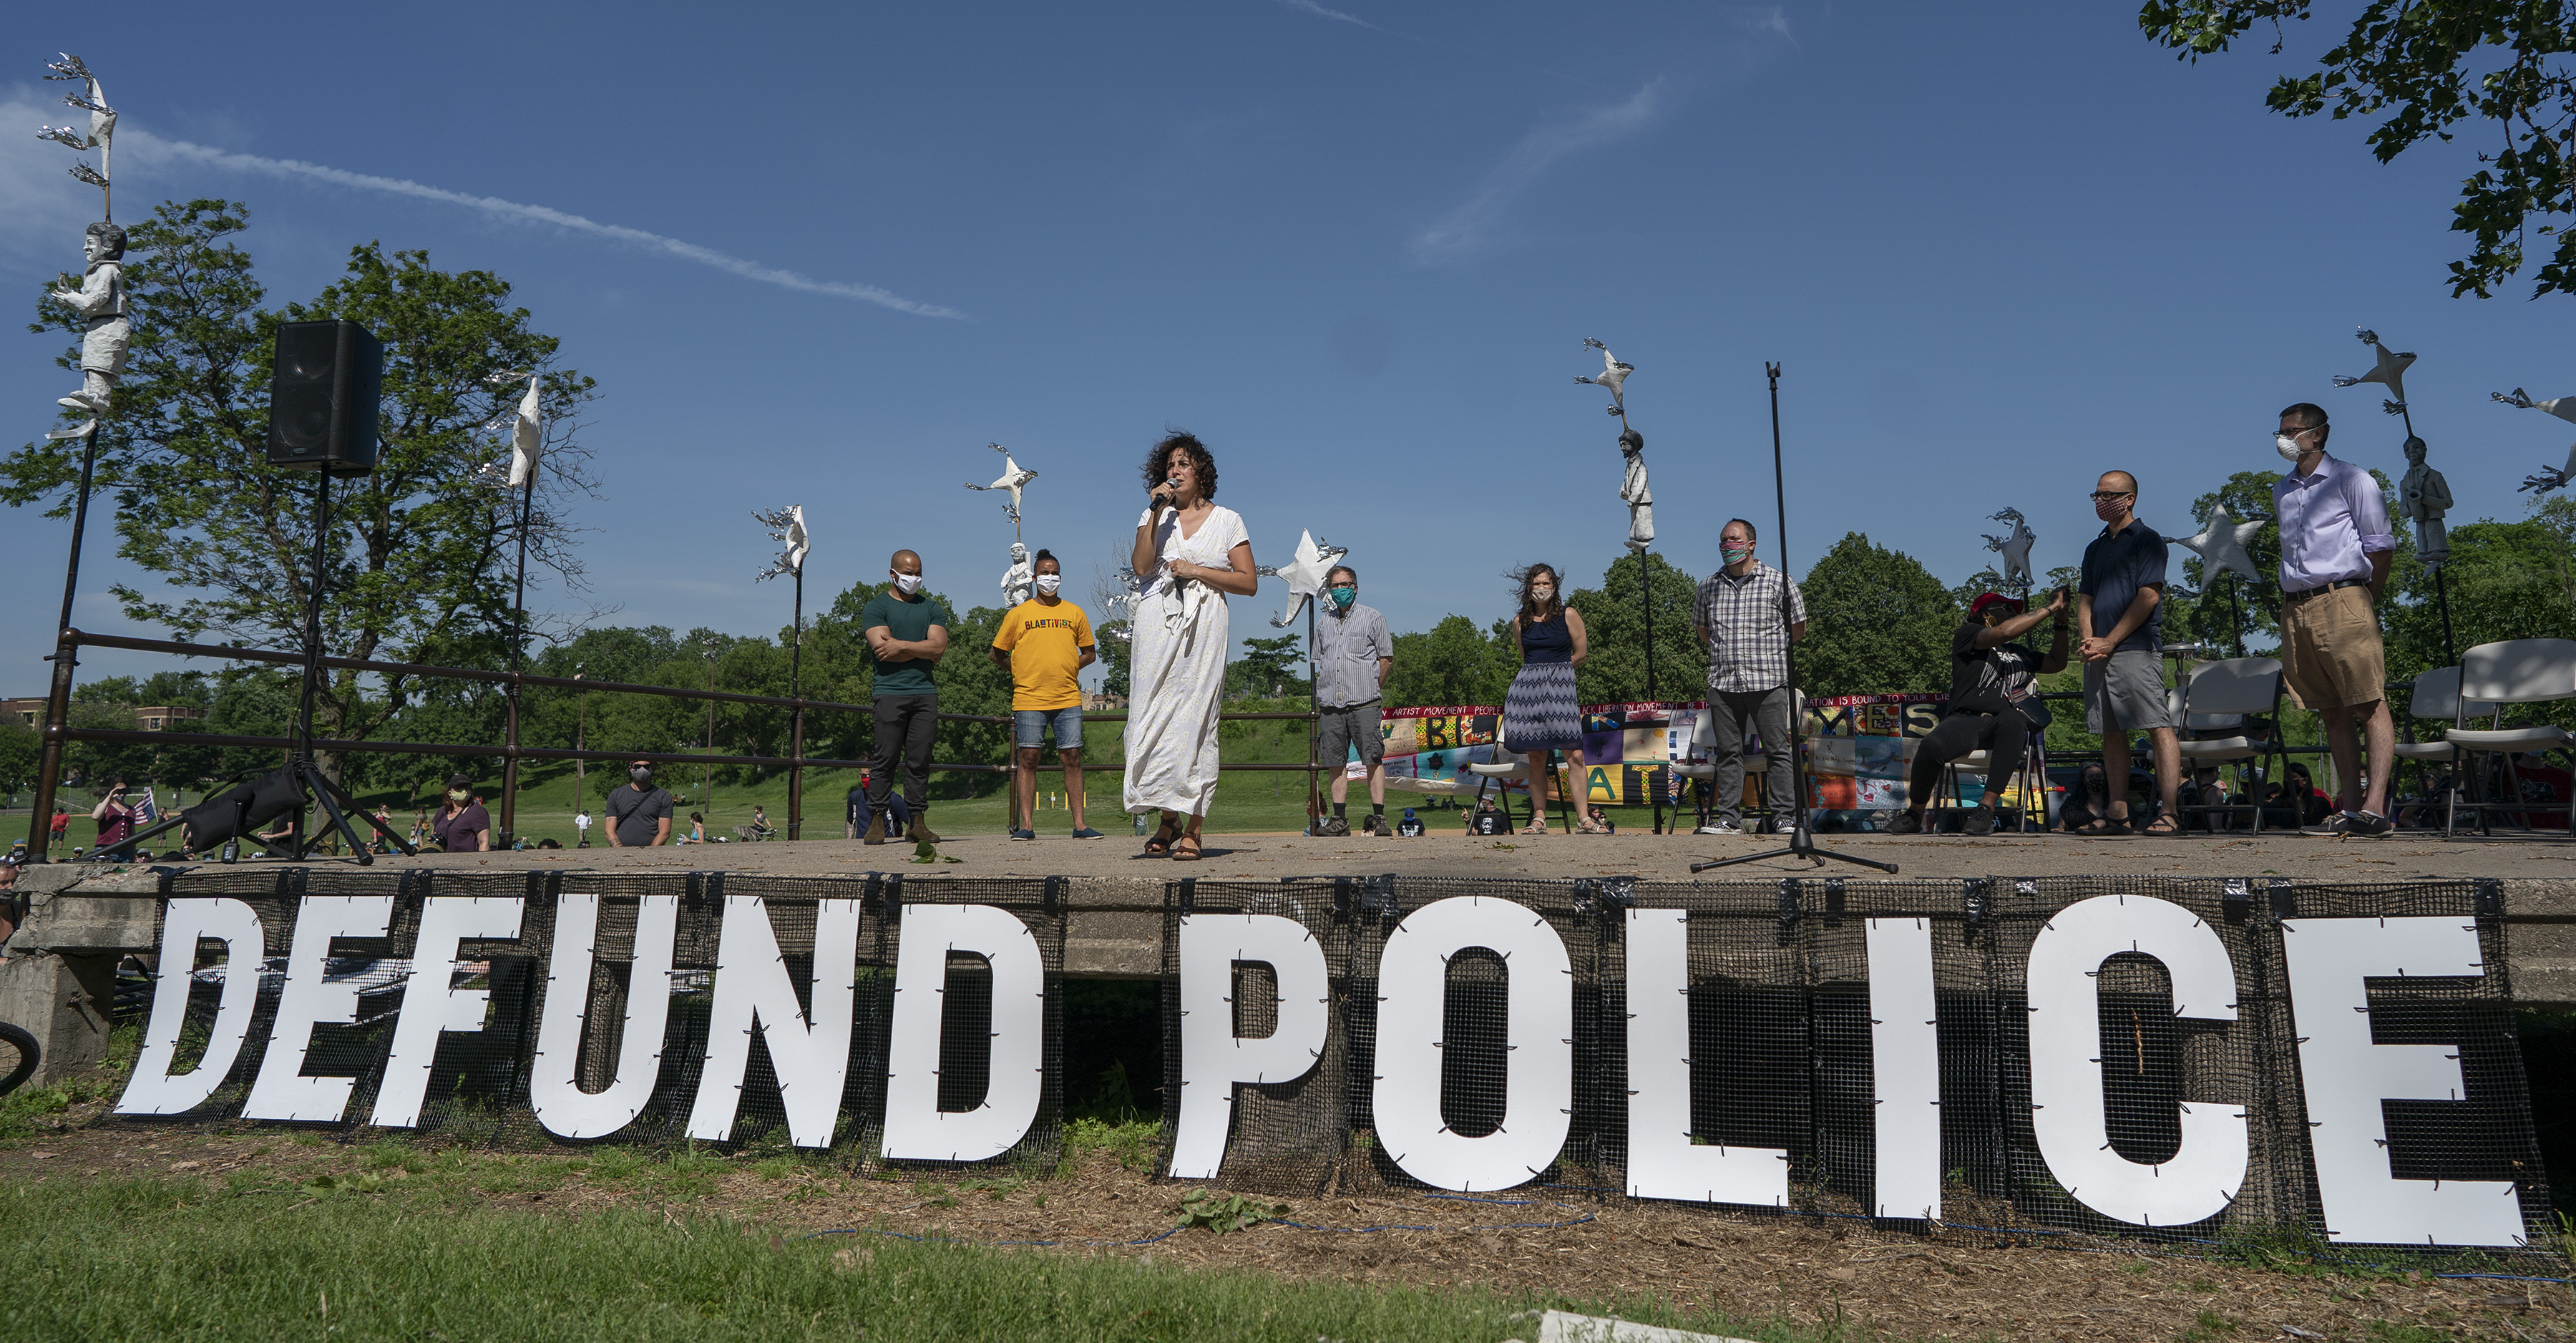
[[266, 319, 383, 477]]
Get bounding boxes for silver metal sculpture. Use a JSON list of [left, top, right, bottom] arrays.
[[2331, 328, 2414, 416], [39, 54, 114, 217], [1572, 338, 1652, 550], [965, 443, 1038, 538], [2492, 388, 2576, 494], [1573, 338, 1631, 416], [1979, 508, 2036, 592], [2174, 501, 2266, 585], [1258, 530, 1347, 629], [2399, 436, 2453, 567], [753, 504, 809, 582], [999, 540, 1033, 607]]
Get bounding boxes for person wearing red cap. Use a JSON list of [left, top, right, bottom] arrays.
[[1888, 588, 2068, 835]]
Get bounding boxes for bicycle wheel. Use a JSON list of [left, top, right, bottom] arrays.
[[0, 1020, 39, 1098]]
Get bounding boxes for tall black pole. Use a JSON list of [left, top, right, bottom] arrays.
[[1639, 548, 1664, 834], [2434, 565, 2457, 667], [289, 469, 334, 854], [788, 567, 804, 841], [499, 473, 535, 847], [24, 422, 101, 861], [1698, 362, 1897, 874]]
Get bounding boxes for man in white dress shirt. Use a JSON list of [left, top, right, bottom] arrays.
[[2272, 403, 2397, 836]]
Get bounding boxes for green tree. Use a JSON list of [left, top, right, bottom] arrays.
[[2384, 497, 2576, 733], [1565, 551, 1707, 705], [1231, 634, 1306, 701], [2140, 0, 2576, 297], [0, 720, 40, 800], [1385, 615, 1516, 709], [2, 200, 599, 783], [1795, 532, 1957, 697]]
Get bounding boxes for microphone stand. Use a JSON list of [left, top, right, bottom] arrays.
[[1697, 363, 1897, 875]]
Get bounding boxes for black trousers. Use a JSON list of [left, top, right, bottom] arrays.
[[870, 693, 938, 810], [1908, 709, 2027, 806]]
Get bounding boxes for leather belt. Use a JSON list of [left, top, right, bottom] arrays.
[[2283, 577, 2368, 603]]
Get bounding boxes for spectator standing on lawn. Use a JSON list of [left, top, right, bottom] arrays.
[[574, 808, 592, 847], [92, 781, 137, 851], [1309, 564, 1394, 836], [1692, 519, 1808, 837], [862, 549, 950, 845], [2273, 403, 2399, 836], [605, 759, 673, 849], [2077, 471, 2182, 835], [431, 773, 492, 852], [990, 548, 1103, 840]]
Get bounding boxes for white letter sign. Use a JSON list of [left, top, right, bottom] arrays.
[[119, 898, 265, 1117], [1623, 908, 1788, 1207], [882, 904, 1047, 1163], [1373, 896, 1571, 1193], [1169, 912, 1330, 1180], [685, 895, 862, 1148], [1866, 915, 1942, 1221], [243, 894, 397, 1123], [371, 895, 525, 1128], [531, 892, 680, 1140]]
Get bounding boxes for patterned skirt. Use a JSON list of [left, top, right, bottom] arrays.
[[1500, 661, 1581, 755]]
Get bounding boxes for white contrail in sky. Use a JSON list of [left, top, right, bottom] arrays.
[[132, 132, 965, 320]]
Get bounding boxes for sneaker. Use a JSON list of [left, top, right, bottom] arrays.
[[2332, 809, 2395, 838], [1884, 810, 1923, 835], [862, 812, 887, 845], [907, 815, 943, 845], [1365, 816, 1390, 836], [1070, 826, 1105, 839], [1961, 807, 1995, 837], [1317, 816, 1351, 837], [1695, 819, 1743, 836], [1009, 828, 1036, 841]]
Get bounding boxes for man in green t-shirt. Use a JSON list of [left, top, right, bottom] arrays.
[[989, 548, 1101, 840], [861, 549, 952, 844]]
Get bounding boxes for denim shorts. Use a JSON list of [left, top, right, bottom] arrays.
[[1013, 705, 1083, 751]]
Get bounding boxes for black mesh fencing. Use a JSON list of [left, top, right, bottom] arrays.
[[1160, 874, 2555, 1261], [118, 867, 1065, 1176]]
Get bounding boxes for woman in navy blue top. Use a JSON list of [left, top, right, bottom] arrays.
[[1499, 564, 1603, 833]]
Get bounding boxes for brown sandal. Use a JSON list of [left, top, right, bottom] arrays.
[[1143, 818, 1181, 856], [1171, 834, 1204, 861]]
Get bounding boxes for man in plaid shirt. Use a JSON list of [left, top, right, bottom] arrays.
[[1692, 518, 1808, 835]]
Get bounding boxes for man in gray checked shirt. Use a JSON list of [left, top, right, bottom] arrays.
[[1308, 565, 1395, 836], [1693, 517, 1809, 836]]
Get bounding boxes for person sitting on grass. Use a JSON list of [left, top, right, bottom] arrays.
[[676, 812, 708, 844]]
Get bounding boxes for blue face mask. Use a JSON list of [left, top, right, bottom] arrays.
[[1328, 586, 1356, 610]]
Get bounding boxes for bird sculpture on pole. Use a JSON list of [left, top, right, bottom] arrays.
[[1574, 338, 1633, 417], [2331, 328, 2415, 416], [2494, 387, 2576, 494], [38, 53, 114, 219], [965, 443, 1038, 538], [1980, 509, 2036, 593]]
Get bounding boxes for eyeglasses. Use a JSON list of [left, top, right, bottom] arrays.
[[2087, 491, 2135, 502]]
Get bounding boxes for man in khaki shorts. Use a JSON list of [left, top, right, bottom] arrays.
[[2272, 403, 2397, 836]]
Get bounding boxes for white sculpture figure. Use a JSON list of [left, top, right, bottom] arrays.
[[1573, 338, 1632, 415], [753, 504, 808, 582], [999, 540, 1034, 607], [38, 53, 114, 210], [2492, 388, 2576, 494], [2172, 502, 2267, 585], [1980, 508, 2036, 590], [480, 370, 544, 487], [1260, 529, 1345, 628], [49, 221, 127, 419], [2399, 436, 2453, 566], [1618, 427, 1654, 550], [965, 443, 1038, 534], [1098, 568, 1143, 645], [2331, 328, 2415, 415]]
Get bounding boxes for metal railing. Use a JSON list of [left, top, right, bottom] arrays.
[[21, 627, 1330, 856]]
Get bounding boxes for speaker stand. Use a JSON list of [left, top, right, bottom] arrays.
[[282, 469, 416, 864]]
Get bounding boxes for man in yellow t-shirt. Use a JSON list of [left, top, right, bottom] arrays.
[[989, 549, 1101, 839]]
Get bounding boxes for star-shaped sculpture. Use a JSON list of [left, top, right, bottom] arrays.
[[1259, 530, 1346, 628], [2172, 502, 2266, 585], [1572, 338, 1632, 416], [965, 443, 1038, 517], [1979, 508, 2036, 590], [2331, 328, 2415, 415]]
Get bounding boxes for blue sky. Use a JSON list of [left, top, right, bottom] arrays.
[[5, 0, 2570, 696]]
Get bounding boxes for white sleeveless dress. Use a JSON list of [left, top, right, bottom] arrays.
[[1124, 504, 1249, 818]]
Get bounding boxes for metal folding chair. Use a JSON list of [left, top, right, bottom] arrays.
[[2445, 639, 2576, 839], [2172, 657, 2288, 834]]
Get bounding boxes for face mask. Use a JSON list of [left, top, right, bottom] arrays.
[[1034, 574, 1061, 596], [629, 768, 652, 783], [1328, 586, 1355, 610], [892, 572, 924, 595], [1721, 542, 1755, 565], [446, 789, 469, 804], [2094, 496, 2126, 522], [2275, 433, 2308, 462]]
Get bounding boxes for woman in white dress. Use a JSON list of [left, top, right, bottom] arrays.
[[1125, 431, 1257, 860]]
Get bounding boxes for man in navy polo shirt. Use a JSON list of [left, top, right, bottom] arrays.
[[2077, 470, 2180, 835]]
